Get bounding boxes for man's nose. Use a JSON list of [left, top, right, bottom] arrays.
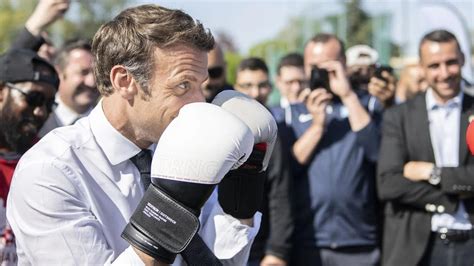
[[84, 72, 96, 88], [439, 64, 450, 80], [33, 105, 48, 120], [249, 86, 260, 99]]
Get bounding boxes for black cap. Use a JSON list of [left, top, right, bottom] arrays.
[[0, 49, 59, 90]]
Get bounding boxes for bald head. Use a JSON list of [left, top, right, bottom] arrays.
[[303, 34, 345, 77]]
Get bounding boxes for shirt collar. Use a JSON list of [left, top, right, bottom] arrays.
[[425, 84, 463, 111], [89, 100, 142, 165], [55, 96, 91, 125]]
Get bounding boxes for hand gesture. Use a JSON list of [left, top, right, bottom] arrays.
[[305, 88, 332, 128], [26, 0, 70, 36], [319, 60, 352, 99], [368, 71, 396, 107]]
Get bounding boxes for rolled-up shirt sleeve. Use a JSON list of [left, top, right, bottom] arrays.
[[9, 159, 260, 266], [6, 160, 142, 265], [197, 190, 262, 265]]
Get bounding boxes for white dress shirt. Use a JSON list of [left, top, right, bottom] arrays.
[[39, 96, 92, 137], [426, 88, 472, 231], [7, 102, 261, 265]]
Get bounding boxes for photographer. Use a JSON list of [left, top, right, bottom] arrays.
[[289, 34, 382, 266], [346, 45, 396, 108]]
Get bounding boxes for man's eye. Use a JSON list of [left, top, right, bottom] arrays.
[[177, 82, 190, 90]]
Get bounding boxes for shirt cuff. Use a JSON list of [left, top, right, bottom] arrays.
[[111, 246, 145, 266], [200, 202, 262, 260]]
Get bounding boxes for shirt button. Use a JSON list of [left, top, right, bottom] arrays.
[[425, 204, 436, 212], [437, 205, 445, 213]]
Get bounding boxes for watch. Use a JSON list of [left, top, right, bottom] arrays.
[[428, 166, 442, 185]]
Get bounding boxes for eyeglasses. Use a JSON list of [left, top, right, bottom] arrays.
[[6, 82, 56, 113], [236, 81, 272, 90], [208, 66, 224, 79], [283, 79, 308, 87]]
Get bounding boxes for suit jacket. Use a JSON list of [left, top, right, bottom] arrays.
[[377, 91, 474, 266], [38, 111, 63, 137]]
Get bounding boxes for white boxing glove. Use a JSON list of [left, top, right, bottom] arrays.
[[122, 102, 254, 263], [212, 90, 277, 171], [212, 90, 278, 219]]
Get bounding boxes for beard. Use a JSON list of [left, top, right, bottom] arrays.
[[0, 96, 43, 154]]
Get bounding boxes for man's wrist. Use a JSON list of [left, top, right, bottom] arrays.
[[309, 123, 324, 133], [25, 19, 43, 36], [238, 218, 254, 227], [340, 90, 357, 104], [132, 247, 168, 266], [428, 166, 442, 185]]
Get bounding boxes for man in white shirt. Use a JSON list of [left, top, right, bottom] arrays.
[[39, 39, 99, 137], [7, 4, 260, 265], [377, 29, 474, 266]]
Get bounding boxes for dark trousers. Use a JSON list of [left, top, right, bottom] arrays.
[[290, 246, 380, 266], [419, 231, 474, 266]]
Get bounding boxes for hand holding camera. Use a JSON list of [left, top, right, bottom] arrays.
[[368, 64, 396, 107], [305, 89, 332, 128], [310, 61, 352, 99]]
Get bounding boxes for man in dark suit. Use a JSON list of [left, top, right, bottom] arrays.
[[377, 29, 474, 266]]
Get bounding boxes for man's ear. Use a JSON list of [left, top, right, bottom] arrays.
[[110, 65, 138, 100], [54, 66, 65, 80], [459, 51, 465, 67]]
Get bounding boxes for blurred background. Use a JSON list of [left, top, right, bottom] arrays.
[[1, 0, 472, 103]]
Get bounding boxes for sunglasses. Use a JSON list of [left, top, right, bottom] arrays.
[[6, 83, 56, 113], [208, 66, 224, 79]]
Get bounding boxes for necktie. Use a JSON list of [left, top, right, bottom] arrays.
[[130, 149, 152, 190]]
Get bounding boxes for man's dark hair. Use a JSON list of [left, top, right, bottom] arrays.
[[277, 52, 304, 75], [419, 29, 462, 58], [53, 39, 92, 71], [237, 57, 268, 74], [306, 33, 345, 60], [92, 4, 215, 96]]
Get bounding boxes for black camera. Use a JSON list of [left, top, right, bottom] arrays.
[[373, 64, 393, 82], [309, 67, 330, 92]]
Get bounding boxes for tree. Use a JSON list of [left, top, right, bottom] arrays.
[[54, 0, 129, 41], [0, 0, 32, 53], [345, 0, 372, 48], [0, 0, 131, 53]]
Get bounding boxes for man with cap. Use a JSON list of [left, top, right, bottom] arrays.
[[346, 44, 396, 108], [0, 48, 59, 265]]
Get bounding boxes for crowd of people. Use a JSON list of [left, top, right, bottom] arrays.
[[1, 1, 474, 266]]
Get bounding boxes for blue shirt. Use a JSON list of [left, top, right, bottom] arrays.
[[289, 92, 381, 249]]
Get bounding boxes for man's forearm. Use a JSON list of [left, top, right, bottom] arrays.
[[341, 91, 371, 132], [292, 123, 324, 164]]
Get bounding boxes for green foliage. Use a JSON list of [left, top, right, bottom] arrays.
[[0, 0, 33, 53], [345, 0, 372, 48], [224, 51, 243, 86], [58, 0, 128, 41], [246, 0, 401, 68]]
